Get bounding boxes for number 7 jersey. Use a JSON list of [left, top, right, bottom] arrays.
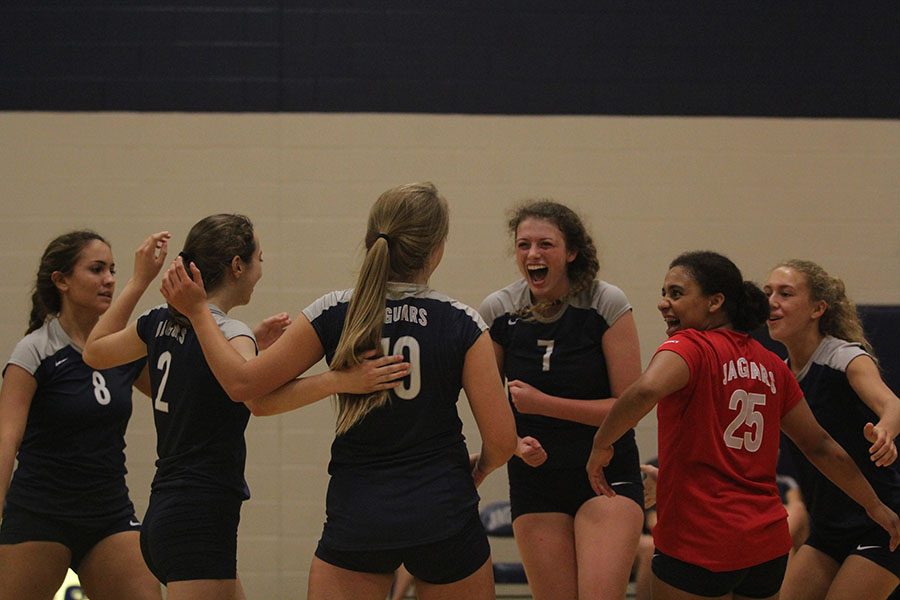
[[653, 328, 804, 572]]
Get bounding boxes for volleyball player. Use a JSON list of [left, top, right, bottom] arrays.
[[160, 183, 517, 600], [479, 200, 644, 600], [0, 230, 162, 600]]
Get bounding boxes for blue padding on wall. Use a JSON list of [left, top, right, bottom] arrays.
[[1, 3, 898, 116], [859, 305, 900, 395]]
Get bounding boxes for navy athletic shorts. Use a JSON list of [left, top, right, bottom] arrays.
[[314, 508, 490, 584], [139, 489, 242, 583], [0, 502, 141, 571], [652, 550, 788, 598], [508, 440, 643, 520], [806, 521, 900, 576]]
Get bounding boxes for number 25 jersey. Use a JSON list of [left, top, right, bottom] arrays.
[[654, 328, 803, 571]]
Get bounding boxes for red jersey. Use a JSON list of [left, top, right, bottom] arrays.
[[652, 329, 803, 571]]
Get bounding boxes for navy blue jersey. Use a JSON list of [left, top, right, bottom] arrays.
[[480, 279, 636, 468], [135, 305, 255, 499], [4, 318, 145, 520], [303, 283, 486, 550], [783, 336, 900, 536]]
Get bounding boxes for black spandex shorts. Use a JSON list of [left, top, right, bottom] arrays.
[[314, 508, 490, 584], [652, 550, 788, 598], [806, 521, 900, 577], [0, 502, 140, 571], [508, 439, 643, 520], [139, 489, 242, 583]]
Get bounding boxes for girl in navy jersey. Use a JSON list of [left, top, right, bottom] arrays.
[[83, 215, 391, 600], [589, 251, 900, 600], [766, 260, 900, 600], [0, 231, 162, 600], [161, 183, 517, 600], [479, 200, 645, 600]]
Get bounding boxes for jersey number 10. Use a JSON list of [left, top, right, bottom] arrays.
[[381, 336, 421, 400]]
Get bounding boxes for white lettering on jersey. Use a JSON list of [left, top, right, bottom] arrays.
[[155, 319, 187, 344], [383, 304, 428, 326], [722, 357, 776, 394]]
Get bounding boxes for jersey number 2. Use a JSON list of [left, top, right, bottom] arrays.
[[153, 351, 172, 413], [723, 389, 766, 452]]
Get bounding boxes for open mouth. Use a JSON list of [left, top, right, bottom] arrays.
[[527, 264, 548, 284], [663, 316, 680, 334]]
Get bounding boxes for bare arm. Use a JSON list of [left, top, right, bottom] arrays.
[[846, 355, 900, 466], [0, 366, 36, 514], [781, 398, 900, 549], [247, 353, 410, 417], [132, 364, 151, 398], [162, 259, 408, 405], [463, 332, 517, 486], [161, 258, 333, 401], [588, 350, 690, 496], [83, 231, 170, 369], [508, 311, 642, 426]]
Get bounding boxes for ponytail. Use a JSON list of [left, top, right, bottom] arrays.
[[331, 182, 449, 435]]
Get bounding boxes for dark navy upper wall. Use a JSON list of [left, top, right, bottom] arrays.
[[1, 2, 898, 116]]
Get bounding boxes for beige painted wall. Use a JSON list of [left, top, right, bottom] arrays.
[[1, 113, 898, 598]]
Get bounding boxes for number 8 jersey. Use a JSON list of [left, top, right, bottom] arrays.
[[4, 318, 145, 522], [653, 328, 804, 572], [302, 282, 486, 550]]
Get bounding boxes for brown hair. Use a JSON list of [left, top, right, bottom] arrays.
[[507, 199, 599, 317], [167, 214, 256, 327], [28, 231, 109, 334]]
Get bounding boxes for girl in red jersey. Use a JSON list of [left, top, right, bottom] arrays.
[[587, 251, 899, 600]]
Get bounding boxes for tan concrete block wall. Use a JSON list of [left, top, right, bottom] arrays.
[[1, 113, 897, 598]]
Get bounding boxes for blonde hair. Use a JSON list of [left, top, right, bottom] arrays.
[[777, 259, 874, 355], [331, 182, 449, 435]]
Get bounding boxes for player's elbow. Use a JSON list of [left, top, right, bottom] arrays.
[[82, 345, 110, 370]]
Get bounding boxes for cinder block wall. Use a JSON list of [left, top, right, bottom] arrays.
[[1, 113, 898, 597]]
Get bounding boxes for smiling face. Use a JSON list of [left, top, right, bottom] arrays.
[[764, 266, 824, 343], [658, 265, 723, 336], [515, 217, 577, 303], [54, 239, 116, 317]]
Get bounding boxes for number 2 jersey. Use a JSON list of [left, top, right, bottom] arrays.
[[653, 328, 803, 571], [4, 318, 145, 522], [302, 283, 486, 550], [136, 305, 255, 500], [479, 279, 638, 468]]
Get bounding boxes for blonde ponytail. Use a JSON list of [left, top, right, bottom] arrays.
[[331, 182, 449, 435]]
